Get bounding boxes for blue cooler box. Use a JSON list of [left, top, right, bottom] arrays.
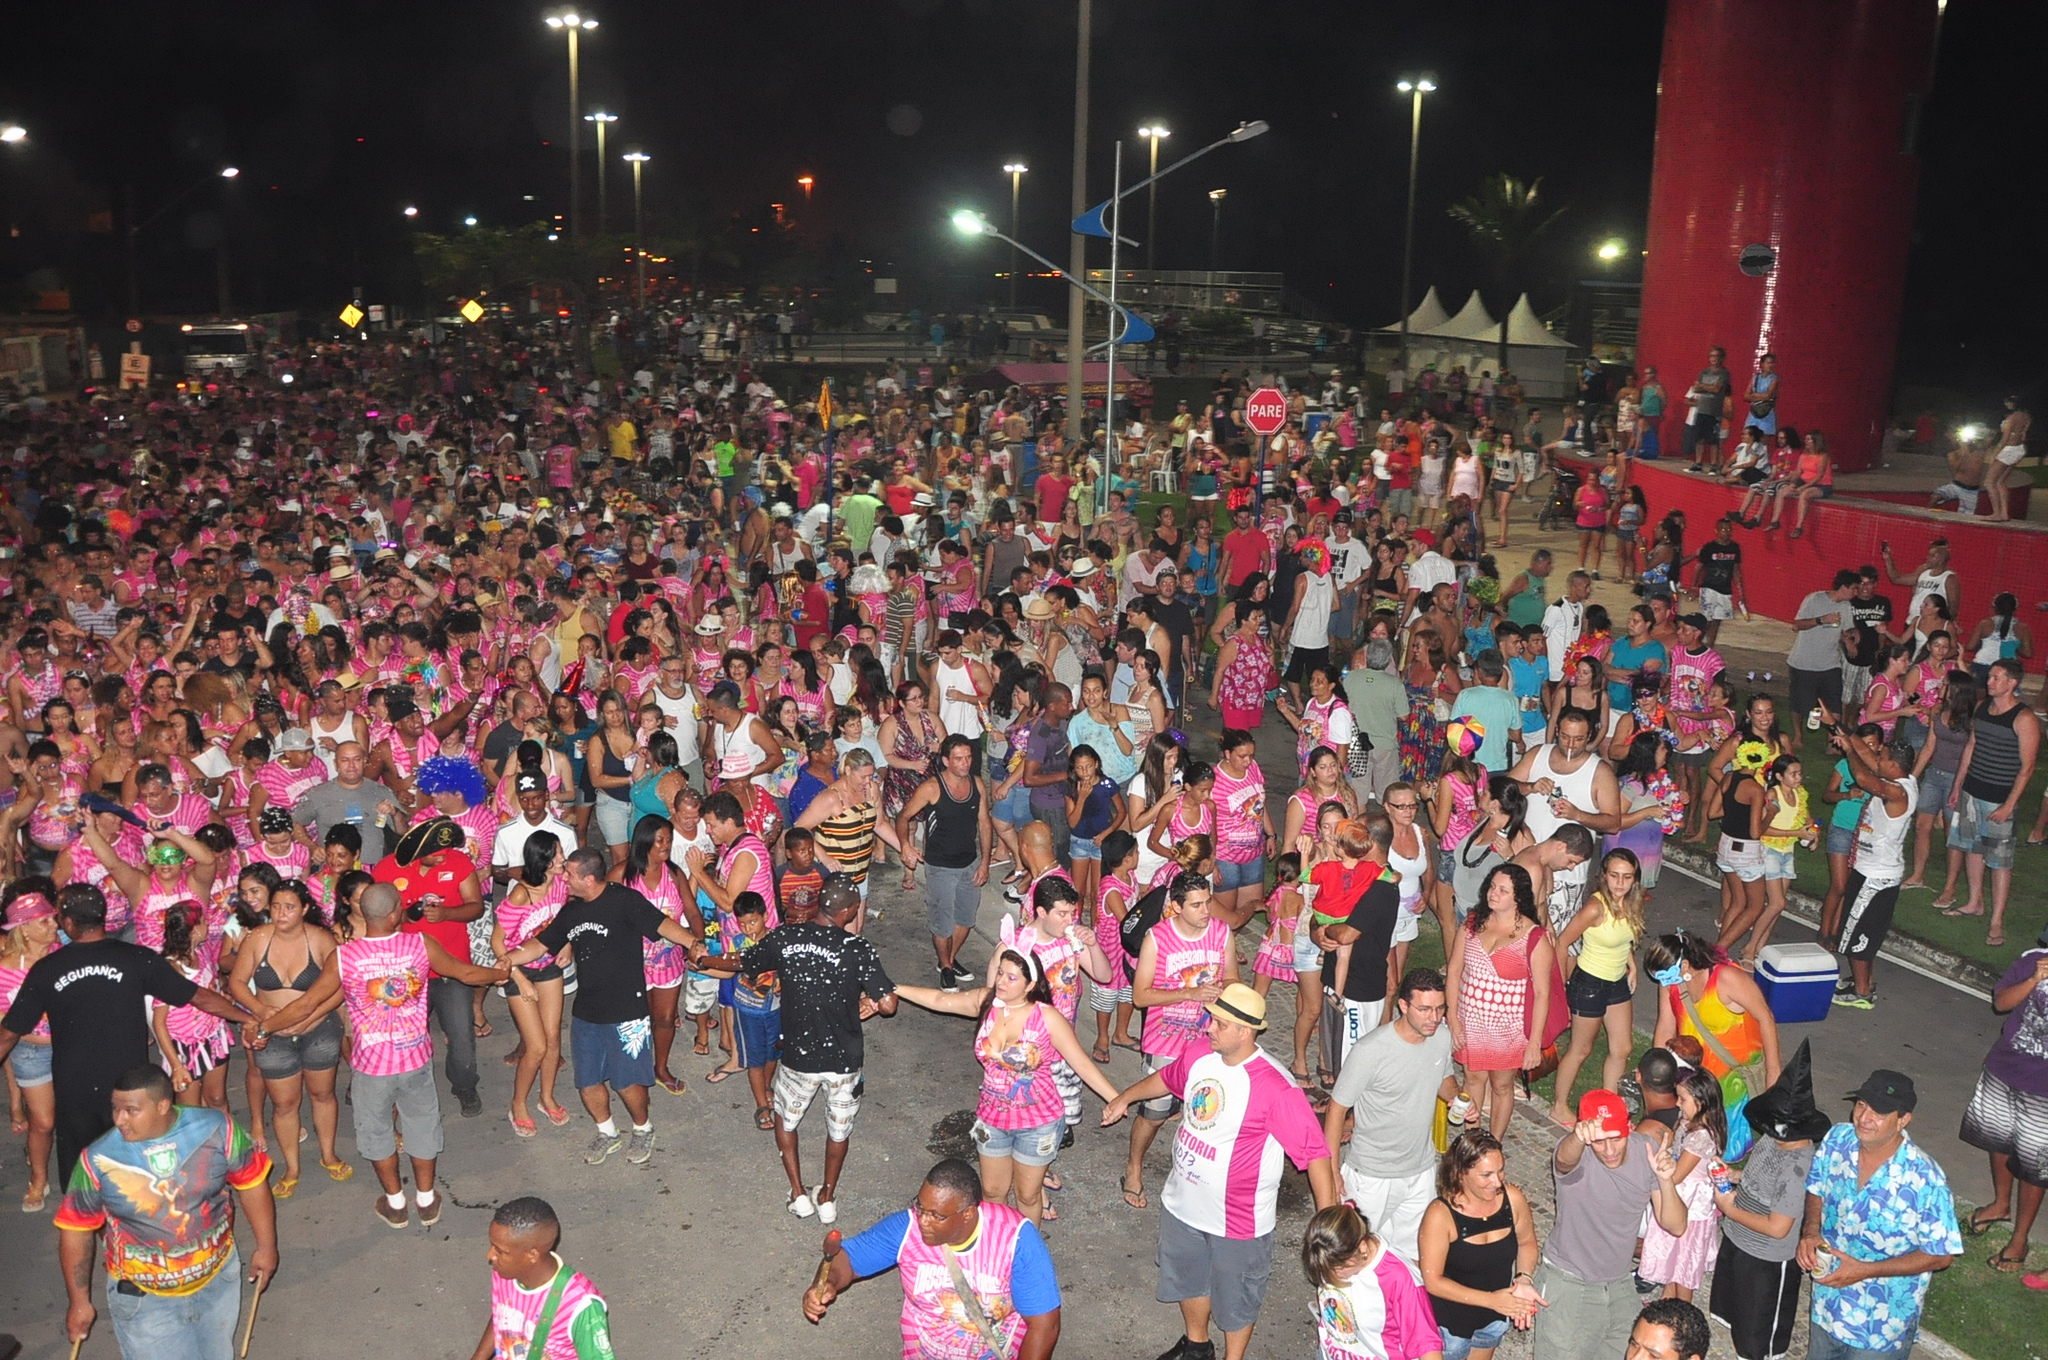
[[1755, 943, 1839, 1023]]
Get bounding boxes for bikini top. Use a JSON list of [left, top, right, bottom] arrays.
[[252, 935, 324, 992]]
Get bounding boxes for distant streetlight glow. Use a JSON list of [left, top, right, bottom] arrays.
[[952, 210, 989, 237], [403, 205, 419, 218], [464, 215, 479, 226], [220, 166, 240, 179], [1137, 126, 1169, 270], [1003, 163, 1028, 305], [545, 9, 599, 238], [797, 174, 814, 200], [1598, 238, 1626, 261], [1394, 74, 1438, 366], [1, 125, 26, 145]]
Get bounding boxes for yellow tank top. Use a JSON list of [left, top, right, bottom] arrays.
[[1758, 784, 1811, 851], [1576, 896, 1638, 982]]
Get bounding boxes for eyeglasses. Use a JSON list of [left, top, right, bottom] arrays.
[[910, 1200, 960, 1224], [1386, 801, 1418, 811]]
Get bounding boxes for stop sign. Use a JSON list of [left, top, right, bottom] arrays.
[[1243, 386, 1289, 436]]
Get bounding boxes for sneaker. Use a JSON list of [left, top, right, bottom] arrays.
[[1834, 992, 1876, 1011], [458, 1092, 484, 1119], [374, 1196, 410, 1230], [1834, 979, 1857, 996], [787, 1192, 817, 1218], [815, 1189, 838, 1225], [626, 1126, 657, 1164], [584, 1129, 626, 1165], [1633, 1272, 1658, 1295], [417, 1191, 442, 1227], [939, 966, 958, 993]]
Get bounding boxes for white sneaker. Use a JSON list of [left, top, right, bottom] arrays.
[[815, 1189, 838, 1225], [787, 1192, 816, 1218]]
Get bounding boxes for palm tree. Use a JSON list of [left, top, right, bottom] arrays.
[[1447, 174, 1568, 372]]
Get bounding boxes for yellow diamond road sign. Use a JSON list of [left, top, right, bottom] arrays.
[[338, 303, 364, 328], [459, 299, 486, 324]]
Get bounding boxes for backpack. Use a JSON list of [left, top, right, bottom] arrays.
[[1120, 882, 1171, 983]]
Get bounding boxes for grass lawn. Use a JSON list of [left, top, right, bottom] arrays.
[[1920, 1213, 2048, 1360]]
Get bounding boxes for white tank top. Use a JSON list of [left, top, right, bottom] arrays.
[[1524, 743, 1601, 929], [1852, 773, 1917, 881], [1389, 830, 1429, 916], [310, 713, 354, 778], [1293, 572, 1334, 649], [935, 659, 984, 739]]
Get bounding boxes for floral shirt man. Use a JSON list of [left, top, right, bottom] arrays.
[[1805, 1122, 1963, 1351]]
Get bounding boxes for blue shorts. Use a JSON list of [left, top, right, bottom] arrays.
[[1442, 1318, 1512, 1360], [1071, 835, 1102, 861], [1762, 844, 1798, 881], [717, 976, 737, 1009], [971, 1116, 1062, 1167], [1214, 854, 1266, 893], [8, 1039, 52, 1088], [569, 1015, 656, 1093], [1825, 823, 1859, 856], [994, 784, 1034, 825], [734, 1005, 782, 1069]]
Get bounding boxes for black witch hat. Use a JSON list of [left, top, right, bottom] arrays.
[[1743, 1039, 1836, 1144]]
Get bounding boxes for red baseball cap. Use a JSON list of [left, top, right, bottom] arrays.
[[1578, 1089, 1631, 1138]]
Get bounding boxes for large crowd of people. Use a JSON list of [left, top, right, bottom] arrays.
[[0, 318, 2027, 1359]]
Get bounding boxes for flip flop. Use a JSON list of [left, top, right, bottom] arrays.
[[542, 1103, 572, 1127], [1040, 1198, 1060, 1221], [703, 1067, 739, 1085], [754, 1105, 776, 1131], [1120, 1177, 1148, 1211], [693, 1039, 711, 1056], [657, 1073, 688, 1094], [21, 1184, 48, 1213], [272, 1177, 299, 1200], [321, 1157, 355, 1182], [509, 1111, 538, 1139], [1992, 1247, 2030, 1273], [1043, 1171, 1062, 1192], [1091, 1045, 1113, 1063], [1965, 1206, 2011, 1236], [473, 1020, 494, 1039], [1112, 1040, 1142, 1053], [1940, 905, 1984, 917], [1989, 932, 2007, 947]]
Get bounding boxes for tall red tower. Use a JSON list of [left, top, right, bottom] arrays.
[[1635, 0, 1939, 472]]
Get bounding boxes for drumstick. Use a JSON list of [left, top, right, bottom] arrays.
[[808, 1228, 842, 1310], [69, 1335, 84, 1360], [239, 1284, 263, 1358]]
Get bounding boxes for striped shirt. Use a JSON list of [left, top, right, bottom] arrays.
[[338, 932, 432, 1076]]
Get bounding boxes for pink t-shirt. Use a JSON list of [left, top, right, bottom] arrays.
[[338, 932, 432, 1076], [1141, 916, 1231, 1059], [1212, 762, 1269, 864], [488, 1256, 607, 1360], [1315, 1246, 1443, 1360], [974, 1001, 1067, 1131], [1158, 1037, 1330, 1239]]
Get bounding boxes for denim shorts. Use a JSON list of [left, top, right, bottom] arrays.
[[1717, 834, 1766, 883], [1762, 844, 1798, 881], [1442, 1318, 1512, 1360], [993, 784, 1034, 825], [1215, 854, 1266, 893], [1565, 967, 1634, 1018], [1825, 823, 1859, 856], [734, 1005, 781, 1069], [972, 1116, 1061, 1167], [1071, 835, 1102, 861], [1918, 765, 1956, 819], [7, 1039, 52, 1088]]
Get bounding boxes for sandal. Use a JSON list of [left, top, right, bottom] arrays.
[[1039, 1198, 1060, 1221], [1992, 1247, 2031, 1273], [1120, 1177, 1148, 1210], [509, 1111, 538, 1138], [1042, 1171, 1062, 1193], [755, 1105, 776, 1131], [704, 1067, 739, 1085], [1091, 1044, 1113, 1063], [693, 1038, 711, 1056], [1989, 931, 2008, 947], [272, 1177, 299, 1201], [473, 1020, 493, 1039], [320, 1157, 355, 1182], [1112, 1040, 1142, 1053], [1940, 904, 1984, 917], [542, 1103, 572, 1128], [656, 1072, 689, 1094], [22, 1184, 48, 1213], [1965, 1206, 2011, 1236]]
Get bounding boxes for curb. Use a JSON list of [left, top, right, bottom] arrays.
[[1660, 843, 1999, 998]]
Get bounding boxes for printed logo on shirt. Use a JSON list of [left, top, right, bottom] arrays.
[[1319, 1291, 1363, 1344], [566, 922, 611, 942], [1185, 1078, 1226, 1132], [53, 964, 126, 990]]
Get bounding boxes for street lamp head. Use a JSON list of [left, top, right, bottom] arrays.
[[1226, 120, 1268, 142], [1398, 75, 1437, 94], [951, 210, 990, 237], [797, 174, 814, 188], [546, 10, 596, 28], [1138, 124, 1170, 140], [219, 166, 240, 179], [0, 125, 26, 145], [623, 151, 650, 163], [1597, 238, 1626, 261], [464, 216, 479, 227], [1002, 163, 1028, 175], [1208, 188, 1228, 202], [403, 205, 419, 217], [584, 110, 617, 123]]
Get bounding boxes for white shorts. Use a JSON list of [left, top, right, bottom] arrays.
[[1699, 588, 1734, 622], [1338, 1166, 1437, 1263], [1997, 445, 2028, 467], [774, 1067, 862, 1141]]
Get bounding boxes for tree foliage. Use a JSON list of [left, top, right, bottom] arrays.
[[1447, 174, 1568, 369]]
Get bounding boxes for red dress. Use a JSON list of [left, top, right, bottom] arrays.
[[1457, 925, 1541, 1073]]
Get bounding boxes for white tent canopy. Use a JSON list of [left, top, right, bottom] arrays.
[[1426, 290, 1499, 341], [1376, 286, 1449, 334]]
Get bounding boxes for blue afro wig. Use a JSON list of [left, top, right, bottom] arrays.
[[414, 755, 487, 808]]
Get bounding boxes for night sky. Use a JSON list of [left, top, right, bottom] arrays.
[[2, 0, 2041, 391]]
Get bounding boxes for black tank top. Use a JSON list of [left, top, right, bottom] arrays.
[[1721, 779, 1756, 841], [1435, 1195, 1517, 1337], [1964, 700, 2025, 803], [925, 772, 982, 870]]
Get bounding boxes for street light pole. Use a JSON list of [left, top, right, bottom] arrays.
[[1137, 125, 1168, 271], [624, 151, 649, 307], [1003, 163, 1027, 308], [1396, 74, 1436, 371], [1065, 0, 1092, 447], [1207, 188, 1225, 307], [544, 10, 599, 240], [585, 111, 616, 233]]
